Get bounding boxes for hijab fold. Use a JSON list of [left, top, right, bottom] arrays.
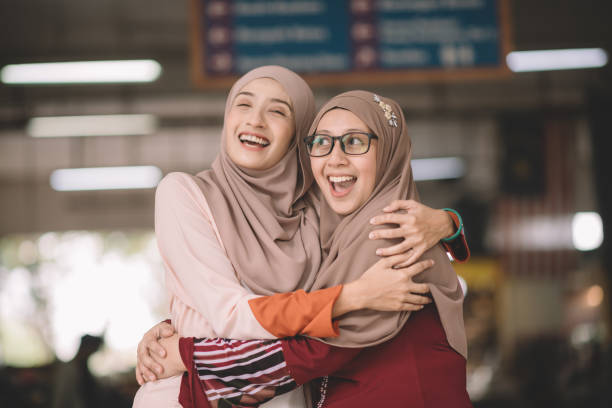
[[195, 66, 321, 296], [301, 91, 467, 358]]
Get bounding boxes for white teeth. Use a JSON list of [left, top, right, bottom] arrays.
[[239, 134, 269, 146], [328, 176, 355, 183]]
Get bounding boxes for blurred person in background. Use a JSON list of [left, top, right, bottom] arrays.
[[52, 334, 104, 408]]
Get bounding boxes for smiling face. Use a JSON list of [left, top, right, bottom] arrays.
[[225, 78, 295, 170], [310, 108, 378, 215]]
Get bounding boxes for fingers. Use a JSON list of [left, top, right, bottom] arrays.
[[398, 292, 432, 312], [159, 322, 175, 338], [382, 199, 419, 213], [403, 259, 435, 278], [370, 226, 412, 241], [143, 351, 164, 378], [376, 241, 411, 257], [381, 252, 413, 268], [408, 282, 430, 294], [136, 366, 144, 386], [138, 345, 164, 380], [401, 303, 426, 311], [370, 212, 416, 227], [405, 293, 432, 304], [138, 360, 159, 382], [394, 246, 427, 268], [375, 236, 421, 257], [135, 321, 175, 384], [148, 340, 167, 359]]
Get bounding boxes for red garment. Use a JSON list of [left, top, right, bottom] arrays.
[[179, 337, 211, 408], [179, 304, 471, 407], [283, 304, 472, 408]]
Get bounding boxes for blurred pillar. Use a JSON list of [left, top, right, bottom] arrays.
[[495, 116, 578, 356]]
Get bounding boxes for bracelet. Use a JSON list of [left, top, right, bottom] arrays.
[[441, 208, 463, 242]]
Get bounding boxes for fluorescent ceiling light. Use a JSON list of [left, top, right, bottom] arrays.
[[28, 114, 158, 138], [412, 157, 465, 181], [506, 48, 608, 72], [1, 60, 162, 84], [50, 166, 162, 191], [572, 212, 603, 251]]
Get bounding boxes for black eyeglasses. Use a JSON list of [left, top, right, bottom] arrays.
[[303, 132, 378, 157]]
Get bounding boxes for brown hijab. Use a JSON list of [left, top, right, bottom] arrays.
[[194, 66, 322, 295], [301, 91, 467, 358]]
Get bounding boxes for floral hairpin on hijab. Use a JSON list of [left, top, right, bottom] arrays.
[[373, 94, 398, 127]]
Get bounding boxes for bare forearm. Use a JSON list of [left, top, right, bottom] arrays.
[[437, 208, 456, 239], [331, 281, 366, 317]]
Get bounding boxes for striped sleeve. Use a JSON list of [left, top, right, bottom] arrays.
[[179, 337, 297, 408]]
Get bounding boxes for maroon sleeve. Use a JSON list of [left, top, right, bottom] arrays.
[[178, 337, 211, 408], [281, 337, 362, 385]]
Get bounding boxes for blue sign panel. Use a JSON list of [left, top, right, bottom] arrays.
[[193, 0, 510, 84]]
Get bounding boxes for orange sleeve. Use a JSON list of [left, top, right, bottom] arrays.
[[248, 285, 343, 339], [442, 211, 470, 263]]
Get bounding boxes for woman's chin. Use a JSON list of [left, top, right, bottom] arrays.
[[327, 198, 359, 216]]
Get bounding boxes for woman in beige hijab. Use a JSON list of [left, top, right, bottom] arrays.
[[134, 69, 467, 407]]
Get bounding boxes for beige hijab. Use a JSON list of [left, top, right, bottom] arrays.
[[301, 91, 467, 358], [195, 66, 322, 295]]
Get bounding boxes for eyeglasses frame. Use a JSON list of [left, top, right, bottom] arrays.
[[303, 132, 378, 157]]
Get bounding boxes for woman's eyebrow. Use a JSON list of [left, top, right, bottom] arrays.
[[235, 92, 292, 112], [315, 128, 368, 134], [270, 98, 293, 112]]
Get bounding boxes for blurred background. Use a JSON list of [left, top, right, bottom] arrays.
[[1, 0, 611, 406]]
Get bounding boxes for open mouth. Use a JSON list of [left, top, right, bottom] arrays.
[[328, 175, 356, 197], [239, 133, 270, 148]]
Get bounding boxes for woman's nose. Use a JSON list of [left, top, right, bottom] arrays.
[[327, 141, 348, 165], [247, 108, 265, 127]]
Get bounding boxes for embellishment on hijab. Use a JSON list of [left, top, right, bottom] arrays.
[[373, 94, 398, 127]]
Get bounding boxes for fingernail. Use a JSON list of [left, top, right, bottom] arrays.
[[376, 249, 382, 255], [148, 375, 156, 381], [370, 218, 375, 224], [369, 232, 375, 239]]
